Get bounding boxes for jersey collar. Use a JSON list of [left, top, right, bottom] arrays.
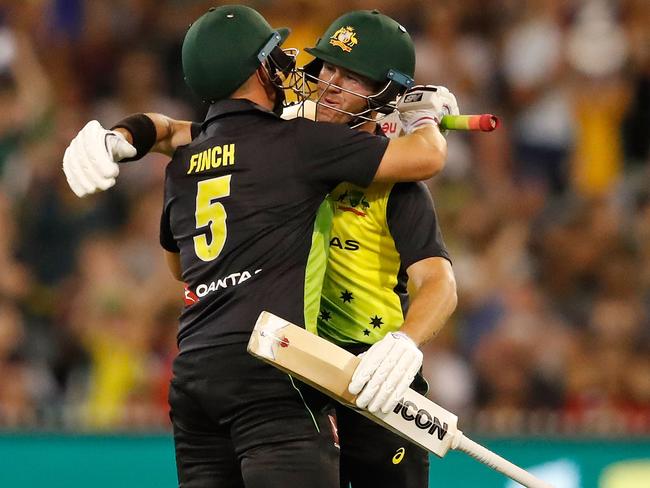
[[202, 99, 279, 129]]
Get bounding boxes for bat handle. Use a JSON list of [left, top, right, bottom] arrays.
[[440, 114, 499, 132], [454, 434, 554, 488]]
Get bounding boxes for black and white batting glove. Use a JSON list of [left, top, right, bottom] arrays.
[[348, 332, 423, 414], [397, 85, 459, 134], [62, 120, 136, 197]]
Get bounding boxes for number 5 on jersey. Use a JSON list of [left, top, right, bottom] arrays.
[[194, 175, 231, 261]]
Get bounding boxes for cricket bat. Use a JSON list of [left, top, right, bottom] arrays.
[[248, 311, 553, 488]]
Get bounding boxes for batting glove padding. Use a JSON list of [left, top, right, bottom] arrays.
[[62, 120, 136, 197], [397, 85, 460, 134], [348, 332, 423, 414]]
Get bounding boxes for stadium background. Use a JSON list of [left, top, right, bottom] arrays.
[[0, 0, 648, 486]]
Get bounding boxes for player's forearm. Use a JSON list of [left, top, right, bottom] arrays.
[[12, 31, 53, 123], [377, 126, 447, 182], [145, 113, 193, 156], [400, 258, 457, 346], [113, 113, 193, 158], [407, 127, 448, 178], [409, 125, 448, 164]]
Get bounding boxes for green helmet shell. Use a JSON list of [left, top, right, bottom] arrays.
[[304, 10, 415, 87], [182, 5, 290, 102]]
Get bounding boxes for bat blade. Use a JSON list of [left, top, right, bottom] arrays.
[[248, 311, 458, 457]]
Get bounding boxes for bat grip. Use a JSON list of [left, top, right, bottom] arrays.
[[454, 434, 554, 488], [440, 114, 499, 132]]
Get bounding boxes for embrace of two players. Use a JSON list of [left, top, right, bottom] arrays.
[[63, 6, 460, 488]]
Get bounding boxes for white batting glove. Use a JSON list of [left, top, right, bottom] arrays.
[[397, 85, 459, 134], [348, 332, 423, 414], [62, 120, 136, 197]]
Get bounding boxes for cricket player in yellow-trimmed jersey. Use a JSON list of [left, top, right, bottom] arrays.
[[301, 11, 458, 488], [317, 155, 454, 488]]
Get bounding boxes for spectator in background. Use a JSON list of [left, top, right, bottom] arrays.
[[621, 3, 650, 170], [66, 234, 174, 428], [633, 193, 650, 295], [0, 299, 55, 427], [0, 193, 30, 302], [0, 300, 32, 426], [565, 296, 647, 433], [501, 0, 574, 195], [566, 0, 630, 197], [413, 3, 497, 183], [0, 26, 53, 186]]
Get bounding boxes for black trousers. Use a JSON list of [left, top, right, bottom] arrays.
[[333, 345, 430, 488], [169, 343, 339, 488], [336, 404, 430, 488]]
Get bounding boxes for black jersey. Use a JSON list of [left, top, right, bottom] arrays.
[[160, 99, 388, 352]]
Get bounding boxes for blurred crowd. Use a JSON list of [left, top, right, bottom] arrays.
[[0, 0, 648, 434]]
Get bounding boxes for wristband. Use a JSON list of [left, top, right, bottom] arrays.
[[110, 113, 156, 162]]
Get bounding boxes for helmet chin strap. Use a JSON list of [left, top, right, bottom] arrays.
[[259, 61, 285, 115], [272, 83, 286, 116], [258, 35, 302, 116]]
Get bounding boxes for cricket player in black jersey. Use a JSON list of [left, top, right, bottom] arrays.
[[62, 6, 453, 488]]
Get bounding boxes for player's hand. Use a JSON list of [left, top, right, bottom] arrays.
[[62, 120, 136, 197], [348, 332, 423, 414], [397, 85, 459, 134]]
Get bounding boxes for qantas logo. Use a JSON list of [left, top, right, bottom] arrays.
[[329, 237, 359, 251], [183, 284, 199, 306], [184, 268, 262, 303]]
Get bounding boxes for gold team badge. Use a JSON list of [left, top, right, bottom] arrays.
[[329, 26, 358, 52]]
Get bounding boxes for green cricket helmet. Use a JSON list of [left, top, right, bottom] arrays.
[[302, 10, 415, 119], [182, 5, 294, 103]]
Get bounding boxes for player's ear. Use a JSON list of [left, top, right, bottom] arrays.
[[255, 65, 277, 100], [255, 65, 269, 85]]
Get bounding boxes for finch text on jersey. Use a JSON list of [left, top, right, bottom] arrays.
[[194, 268, 262, 298], [188, 144, 236, 174]]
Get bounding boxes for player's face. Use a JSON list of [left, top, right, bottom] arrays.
[[316, 62, 376, 124]]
